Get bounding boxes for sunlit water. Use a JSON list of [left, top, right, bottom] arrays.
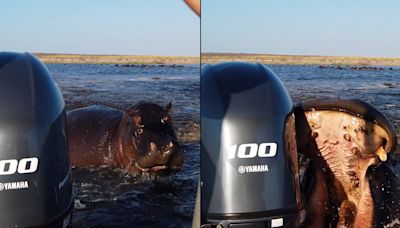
[[47, 63, 399, 227]]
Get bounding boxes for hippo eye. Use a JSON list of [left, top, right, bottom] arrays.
[[161, 116, 168, 124]]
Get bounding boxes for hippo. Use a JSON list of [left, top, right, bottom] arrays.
[[67, 102, 183, 173], [294, 99, 398, 227]]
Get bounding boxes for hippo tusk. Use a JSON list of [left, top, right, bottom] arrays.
[[376, 146, 387, 162]]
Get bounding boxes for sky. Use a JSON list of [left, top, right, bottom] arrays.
[[2, 1, 399, 57], [202, 0, 400, 58], [0, 0, 200, 56]]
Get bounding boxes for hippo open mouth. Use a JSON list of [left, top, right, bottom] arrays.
[[296, 99, 397, 227]]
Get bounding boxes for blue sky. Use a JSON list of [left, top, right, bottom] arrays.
[[0, 0, 199, 56], [2, 1, 399, 57], [202, 0, 400, 57]]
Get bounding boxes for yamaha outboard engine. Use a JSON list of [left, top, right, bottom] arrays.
[[0, 53, 73, 227], [201, 62, 304, 227]]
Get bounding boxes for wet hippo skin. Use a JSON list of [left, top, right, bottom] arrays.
[[67, 102, 183, 173], [295, 99, 397, 228]]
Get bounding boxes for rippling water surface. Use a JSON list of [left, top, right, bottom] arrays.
[[48, 63, 399, 227]]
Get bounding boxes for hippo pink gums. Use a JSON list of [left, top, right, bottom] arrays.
[[295, 99, 397, 228]]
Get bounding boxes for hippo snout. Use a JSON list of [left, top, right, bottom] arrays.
[[135, 140, 183, 172]]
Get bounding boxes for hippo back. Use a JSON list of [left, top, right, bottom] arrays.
[[67, 105, 122, 167]]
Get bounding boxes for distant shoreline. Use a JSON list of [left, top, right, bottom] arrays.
[[202, 53, 400, 66], [34, 53, 400, 66], [34, 53, 200, 64]]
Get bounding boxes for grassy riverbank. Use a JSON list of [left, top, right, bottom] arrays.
[[34, 53, 199, 64], [202, 53, 400, 66]]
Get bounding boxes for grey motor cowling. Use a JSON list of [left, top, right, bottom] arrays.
[[0, 53, 73, 227], [201, 62, 304, 227]]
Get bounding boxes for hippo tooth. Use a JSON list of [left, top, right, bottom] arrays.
[[376, 146, 387, 162]]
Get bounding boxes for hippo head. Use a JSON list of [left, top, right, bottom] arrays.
[[119, 102, 183, 173], [296, 99, 396, 173]]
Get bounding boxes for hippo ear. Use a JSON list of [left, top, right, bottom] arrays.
[[164, 102, 172, 112]]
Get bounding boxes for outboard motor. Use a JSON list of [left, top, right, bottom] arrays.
[[201, 62, 304, 227], [0, 53, 73, 227]]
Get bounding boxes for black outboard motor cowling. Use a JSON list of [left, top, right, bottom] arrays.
[[201, 62, 304, 227], [0, 53, 73, 227]]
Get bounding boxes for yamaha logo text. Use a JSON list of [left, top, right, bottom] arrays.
[[238, 164, 270, 174], [0, 181, 29, 191]]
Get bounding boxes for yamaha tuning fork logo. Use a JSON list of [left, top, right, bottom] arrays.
[[0, 157, 38, 191], [227, 143, 277, 174]]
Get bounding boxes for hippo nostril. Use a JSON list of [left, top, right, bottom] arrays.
[[160, 141, 178, 157]]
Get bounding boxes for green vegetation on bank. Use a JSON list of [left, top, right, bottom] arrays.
[[34, 53, 199, 64], [202, 53, 400, 66]]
